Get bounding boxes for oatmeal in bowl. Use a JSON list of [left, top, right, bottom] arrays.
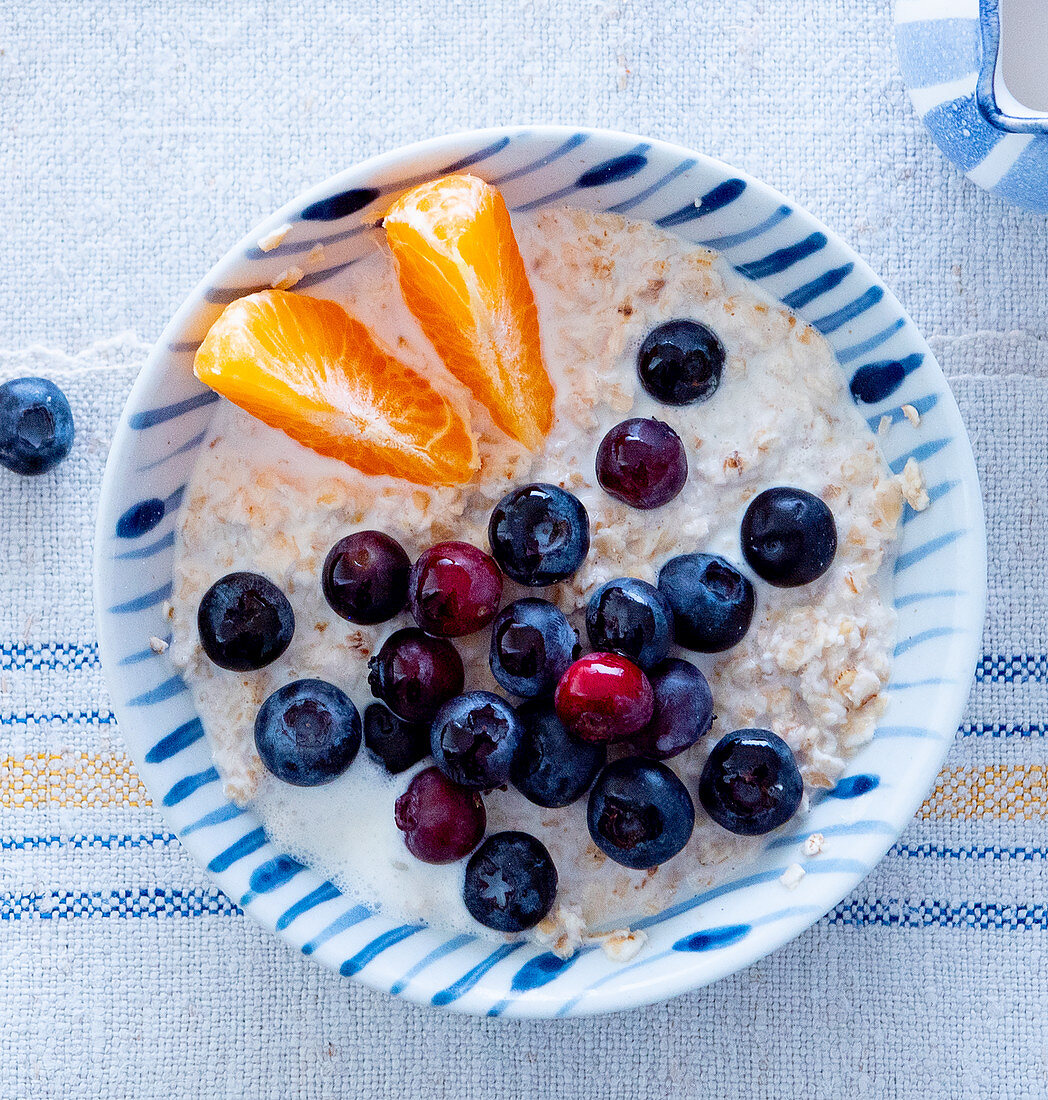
[[94, 128, 984, 1016]]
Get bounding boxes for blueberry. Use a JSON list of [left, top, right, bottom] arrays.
[[698, 728, 803, 835], [595, 418, 687, 509], [585, 578, 674, 669], [489, 597, 579, 698], [463, 831, 558, 932], [623, 657, 714, 760], [657, 553, 755, 653], [322, 531, 410, 624], [254, 678, 361, 786], [430, 691, 523, 790], [488, 483, 589, 586], [510, 700, 606, 808], [368, 628, 464, 722], [363, 703, 430, 774], [197, 571, 295, 671], [587, 758, 695, 869], [741, 487, 837, 587], [0, 377, 74, 475], [637, 320, 725, 406]]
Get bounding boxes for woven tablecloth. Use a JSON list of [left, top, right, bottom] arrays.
[[2, 2, 1047, 1097]]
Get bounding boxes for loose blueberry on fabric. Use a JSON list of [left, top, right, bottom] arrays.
[[595, 418, 687, 509], [657, 552, 755, 653], [430, 690, 523, 790], [621, 657, 714, 760], [510, 700, 606, 809], [488, 483, 589, 586], [698, 729, 803, 836], [254, 678, 361, 786], [408, 540, 503, 637], [367, 628, 464, 722], [197, 571, 295, 671], [363, 703, 430, 774], [585, 577, 674, 670], [637, 320, 725, 406], [0, 377, 74, 475], [554, 652, 654, 743], [322, 531, 410, 625], [463, 831, 558, 933], [587, 758, 695, 869], [394, 765, 486, 863], [740, 487, 837, 587], [488, 597, 579, 699]]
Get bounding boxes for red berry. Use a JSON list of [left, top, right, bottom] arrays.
[[409, 541, 503, 638], [554, 652, 654, 743], [595, 418, 687, 509], [394, 766, 486, 864]]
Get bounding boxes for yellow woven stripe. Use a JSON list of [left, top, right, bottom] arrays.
[[0, 752, 152, 808], [1, 756, 1042, 820], [918, 765, 1047, 822]]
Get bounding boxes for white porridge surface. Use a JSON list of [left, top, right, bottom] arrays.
[[168, 207, 909, 951]]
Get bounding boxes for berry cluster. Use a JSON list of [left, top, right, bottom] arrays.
[[197, 321, 837, 934]]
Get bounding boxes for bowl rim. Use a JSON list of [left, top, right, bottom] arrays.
[[93, 123, 987, 1016]]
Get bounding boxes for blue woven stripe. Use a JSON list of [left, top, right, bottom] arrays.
[[826, 899, 1048, 930], [0, 709, 116, 726], [6, 831, 1046, 860], [0, 888, 240, 920], [3, 890, 1044, 934], [9, 642, 1048, 683], [0, 641, 101, 670], [0, 833, 177, 851]]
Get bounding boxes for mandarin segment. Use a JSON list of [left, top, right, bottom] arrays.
[[384, 174, 554, 450], [193, 289, 478, 486]]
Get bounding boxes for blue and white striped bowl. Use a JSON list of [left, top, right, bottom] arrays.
[[896, 0, 1048, 212], [93, 127, 986, 1017]]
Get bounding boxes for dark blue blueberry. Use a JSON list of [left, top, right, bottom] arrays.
[[322, 531, 410, 625], [197, 572, 295, 671], [637, 320, 725, 406], [657, 553, 754, 653], [488, 483, 589, 587], [463, 831, 558, 932], [430, 691, 523, 790], [623, 657, 714, 760], [587, 758, 695, 870], [489, 598, 579, 698], [741, 487, 837, 587], [698, 729, 803, 836], [254, 678, 361, 786], [510, 700, 605, 808], [363, 703, 430, 774], [0, 377, 74, 475], [585, 578, 674, 669]]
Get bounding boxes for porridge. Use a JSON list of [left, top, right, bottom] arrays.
[[168, 179, 918, 955]]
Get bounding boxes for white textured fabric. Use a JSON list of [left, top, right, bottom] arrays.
[[2, 2, 1047, 1097]]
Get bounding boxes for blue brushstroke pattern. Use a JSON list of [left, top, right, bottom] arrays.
[[127, 391, 219, 429]]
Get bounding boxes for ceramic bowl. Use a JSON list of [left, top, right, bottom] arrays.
[[94, 126, 986, 1017], [896, 0, 1048, 213]]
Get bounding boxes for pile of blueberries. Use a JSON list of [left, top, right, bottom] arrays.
[[196, 320, 840, 934]]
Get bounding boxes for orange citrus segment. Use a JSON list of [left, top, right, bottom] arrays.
[[193, 289, 479, 486], [384, 174, 554, 450]]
